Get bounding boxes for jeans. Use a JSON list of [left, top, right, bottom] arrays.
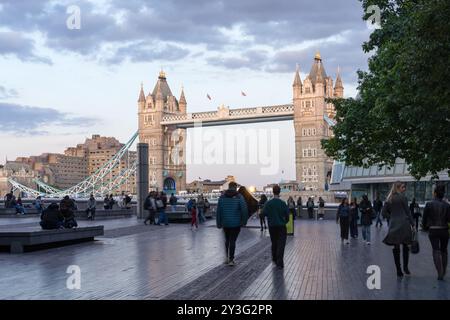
[[375, 210, 383, 227], [198, 207, 206, 223], [362, 225, 371, 242], [35, 204, 43, 215], [259, 214, 267, 230], [223, 227, 241, 261], [158, 209, 168, 225], [269, 226, 287, 267], [15, 205, 25, 214], [171, 205, 177, 212], [350, 216, 358, 238], [86, 208, 96, 220]]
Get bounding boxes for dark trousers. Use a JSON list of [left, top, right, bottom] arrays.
[[414, 216, 420, 230], [223, 227, 241, 261], [429, 229, 449, 253], [308, 208, 314, 219], [86, 208, 96, 220], [350, 217, 358, 238], [269, 226, 287, 267], [144, 210, 155, 224], [339, 216, 350, 240], [259, 214, 266, 229]]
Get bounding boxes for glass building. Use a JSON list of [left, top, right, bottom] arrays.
[[330, 159, 450, 203]]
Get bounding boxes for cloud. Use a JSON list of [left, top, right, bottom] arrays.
[[0, 31, 52, 64], [207, 50, 269, 70], [0, 103, 98, 135], [0, 86, 18, 99], [0, 0, 369, 67], [104, 42, 190, 65]]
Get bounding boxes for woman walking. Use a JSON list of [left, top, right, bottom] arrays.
[[259, 194, 268, 231], [359, 195, 373, 245], [349, 198, 359, 239], [422, 185, 450, 280], [336, 198, 350, 244], [287, 196, 296, 220], [382, 182, 415, 278]]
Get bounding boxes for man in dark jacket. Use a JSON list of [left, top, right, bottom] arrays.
[[60, 195, 78, 228], [263, 185, 289, 269], [422, 185, 450, 280], [216, 182, 248, 266], [359, 195, 373, 245], [40, 203, 64, 230]]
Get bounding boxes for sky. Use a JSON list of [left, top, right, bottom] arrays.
[[0, 0, 373, 189]]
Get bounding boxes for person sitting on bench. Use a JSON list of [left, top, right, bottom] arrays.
[[40, 203, 64, 230], [60, 195, 78, 228]]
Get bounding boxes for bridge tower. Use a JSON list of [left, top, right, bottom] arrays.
[[138, 71, 187, 193], [293, 52, 343, 197]]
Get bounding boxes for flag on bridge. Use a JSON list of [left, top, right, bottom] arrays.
[[241, 91, 247, 96], [206, 94, 211, 100]]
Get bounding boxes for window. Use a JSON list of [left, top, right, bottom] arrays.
[[305, 87, 311, 94], [312, 128, 316, 135], [307, 129, 311, 136]]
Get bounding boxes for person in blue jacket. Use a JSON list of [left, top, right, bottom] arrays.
[[216, 182, 248, 266]]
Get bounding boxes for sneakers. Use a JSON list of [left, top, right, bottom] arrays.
[[366, 241, 371, 245], [224, 259, 229, 265], [228, 260, 235, 266], [345, 240, 350, 245]]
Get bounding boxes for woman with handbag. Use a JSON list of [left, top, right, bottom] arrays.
[[422, 184, 450, 280], [382, 181, 415, 278]]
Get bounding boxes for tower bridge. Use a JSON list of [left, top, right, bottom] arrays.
[[139, 52, 343, 195]]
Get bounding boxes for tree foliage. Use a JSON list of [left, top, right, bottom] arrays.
[[321, 0, 450, 179]]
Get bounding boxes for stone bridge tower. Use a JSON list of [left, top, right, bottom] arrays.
[[293, 52, 343, 196], [138, 71, 187, 193]]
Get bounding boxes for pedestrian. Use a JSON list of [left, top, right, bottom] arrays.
[[4, 191, 13, 209], [124, 194, 132, 209], [410, 198, 421, 231], [296, 196, 302, 218], [34, 196, 44, 215], [156, 192, 168, 225], [422, 184, 450, 280], [349, 198, 359, 239], [216, 182, 248, 266], [287, 196, 296, 220], [169, 193, 178, 212], [40, 203, 64, 230], [108, 194, 116, 209], [144, 191, 157, 225], [86, 193, 96, 220], [318, 197, 325, 220], [373, 194, 383, 228], [258, 194, 268, 231], [382, 181, 414, 278], [60, 195, 78, 228], [190, 200, 198, 230], [204, 198, 210, 217], [307, 197, 314, 219], [263, 185, 289, 269], [336, 197, 350, 244], [197, 194, 206, 224], [103, 195, 110, 210], [359, 195, 373, 245], [15, 196, 26, 215]]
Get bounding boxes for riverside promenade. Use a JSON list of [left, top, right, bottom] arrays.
[[0, 217, 448, 300]]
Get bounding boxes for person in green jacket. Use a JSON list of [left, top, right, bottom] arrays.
[[263, 185, 289, 269]]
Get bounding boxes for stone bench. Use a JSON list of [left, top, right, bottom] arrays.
[[0, 226, 104, 253], [74, 208, 135, 220]]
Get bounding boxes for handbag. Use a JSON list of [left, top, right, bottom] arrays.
[[411, 228, 420, 254]]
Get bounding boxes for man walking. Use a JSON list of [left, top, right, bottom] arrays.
[[373, 194, 383, 228], [216, 182, 248, 266], [263, 185, 289, 269]]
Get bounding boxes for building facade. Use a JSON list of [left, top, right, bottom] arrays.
[[138, 71, 187, 193], [293, 52, 342, 195]]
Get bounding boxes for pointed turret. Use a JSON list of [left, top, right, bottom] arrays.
[[309, 51, 327, 89], [334, 66, 344, 98], [179, 86, 187, 114], [138, 82, 145, 102], [293, 64, 302, 100]]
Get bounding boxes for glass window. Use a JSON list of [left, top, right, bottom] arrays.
[[394, 163, 404, 175], [362, 166, 370, 176], [356, 167, 364, 177], [385, 166, 394, 175]]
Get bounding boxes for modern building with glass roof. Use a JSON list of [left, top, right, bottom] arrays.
[[329, 159, 450, 203]]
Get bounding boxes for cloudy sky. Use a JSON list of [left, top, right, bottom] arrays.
[[0, 0, 372, 188]]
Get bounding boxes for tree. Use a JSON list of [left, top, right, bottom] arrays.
[[321, 0, 450, 179]]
